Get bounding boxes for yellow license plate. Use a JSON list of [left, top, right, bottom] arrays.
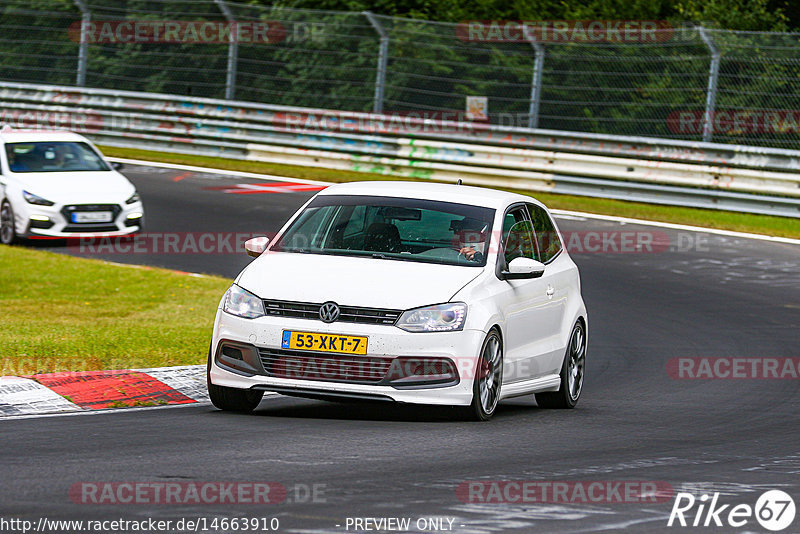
[[281, 330, 368, 355]]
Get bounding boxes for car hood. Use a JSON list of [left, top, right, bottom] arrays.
[[236, 252, 483, 310], [15, 171, 135, 203]]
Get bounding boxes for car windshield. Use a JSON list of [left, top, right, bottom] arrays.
[[272, 195, 495, 267], [5, 141, 110, 173]]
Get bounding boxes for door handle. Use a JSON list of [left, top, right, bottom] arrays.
[[546, 285, 555, 299]]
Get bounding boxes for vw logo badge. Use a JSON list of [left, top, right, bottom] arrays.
[[319, 302, 340, 323]]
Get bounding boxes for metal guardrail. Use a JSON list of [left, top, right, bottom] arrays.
[[1, 81, 799, 218]]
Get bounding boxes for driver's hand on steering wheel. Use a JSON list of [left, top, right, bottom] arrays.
[[459, 246, 483, 262]]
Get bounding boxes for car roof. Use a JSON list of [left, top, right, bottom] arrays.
[[317, 181, 544, 210], [0, 130, 90, 144]]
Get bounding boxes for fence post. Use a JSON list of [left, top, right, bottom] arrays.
[[73, 0, 90, 86], [364, 11, 388, 113], [523, 27, 545, 129], [214, 0, 238, 100], [697, 26, 720, 143]]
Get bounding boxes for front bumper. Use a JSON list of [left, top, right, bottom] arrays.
[[18, 200, 143, 238], [209, 310, 486, 406]]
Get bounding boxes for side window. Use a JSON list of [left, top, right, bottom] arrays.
[[528, 203, 562, 263], [501, 208, 526, 247], [502, 207, 536, 265]]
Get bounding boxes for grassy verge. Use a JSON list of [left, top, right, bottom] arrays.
[[101, 145, 800, 239], [0, 245, 230, 375]]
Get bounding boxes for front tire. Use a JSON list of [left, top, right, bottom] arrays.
[[466, 329, 503, 421], [1, 201, 18, 245], [536, 321, 586, 409], [207, 348, 263, 412]]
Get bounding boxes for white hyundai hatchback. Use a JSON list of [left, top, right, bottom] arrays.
[[208, 181, 587, 420], [0, 130, 143, 243]]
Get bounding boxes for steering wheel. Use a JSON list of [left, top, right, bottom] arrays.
[[457, 246, 484, 263]]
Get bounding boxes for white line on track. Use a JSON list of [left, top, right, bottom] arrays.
[[0, 400, 210, 421], [0, 393, 283, 421], [108, 157, 328, 186]]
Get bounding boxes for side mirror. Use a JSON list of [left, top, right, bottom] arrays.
[[244, 236, 270, 258], [110, 161, 124, 171], [502, 257, 545, 280]]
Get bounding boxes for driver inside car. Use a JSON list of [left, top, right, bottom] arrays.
[[452, 218, 488, 262]]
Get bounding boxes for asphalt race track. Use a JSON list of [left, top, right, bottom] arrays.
[[3, 163, 800, 532]]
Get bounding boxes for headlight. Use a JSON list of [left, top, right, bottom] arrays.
[[222, 284, 265, 319], [396, 302, 467, 332], [22, 190, 55, 206], [126, 192, 140, 204]]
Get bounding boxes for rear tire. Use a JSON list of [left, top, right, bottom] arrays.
[[465, 329, 503, 421], [207, 347, 263, 412], [536, 321, 586, 409], [1, 201, 18, 245]]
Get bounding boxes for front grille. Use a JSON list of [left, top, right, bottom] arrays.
[[262, 300, 402, 325], [60, 204, 122, 225], [259, 347, 392, 384]]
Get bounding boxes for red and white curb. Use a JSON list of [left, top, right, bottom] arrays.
[[0, 365, 210, 417]]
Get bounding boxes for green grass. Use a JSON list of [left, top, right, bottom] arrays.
[[0, 245, 230, 375], [101, 145, 800, 239]]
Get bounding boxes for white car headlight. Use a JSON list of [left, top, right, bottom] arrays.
[[22, 190, 55, 206], [396, 302, 467, 333], [126, 192, 141, 205], [222, 284, 265, 319]]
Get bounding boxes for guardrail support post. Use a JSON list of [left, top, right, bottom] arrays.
[[73, 0, 90, 87], [364, 11, 388, 113], [524, 27, 545, 129], [697, 26, 720, 143], [215, 0, 238, 100]]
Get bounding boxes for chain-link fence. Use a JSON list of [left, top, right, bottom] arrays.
[[2, 1, 800, 149]]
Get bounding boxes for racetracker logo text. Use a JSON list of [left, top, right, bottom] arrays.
[[667, 358, 800, 379], [456, 20, 674, 43], [457, 481, 674, 503], [69, 482, 287, 504], [67, 21, 286, 44], [667, 110, 800, 135]]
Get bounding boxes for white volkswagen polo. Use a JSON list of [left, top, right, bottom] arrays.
[[208, 181, 587, 420], [0, 130, 143, 243]]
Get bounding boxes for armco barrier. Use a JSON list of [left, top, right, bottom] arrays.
[[1, 81, 799, 218]]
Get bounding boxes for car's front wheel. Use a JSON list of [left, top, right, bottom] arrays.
[[467, 328, 503, 421], [208, 382, 264, 412], [207, 349, 264, 412], [0, 201, 17, 245], [536, 321, 586, 409]]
